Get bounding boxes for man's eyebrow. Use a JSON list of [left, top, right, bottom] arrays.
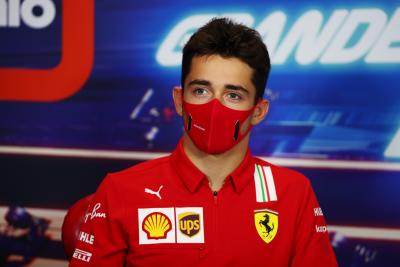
[[187, 80, 250, 95], [225, 84, 250, 95], [187, 79, 211, 87]]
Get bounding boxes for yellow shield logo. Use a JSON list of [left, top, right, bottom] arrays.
[[254, 209, 278, 244]]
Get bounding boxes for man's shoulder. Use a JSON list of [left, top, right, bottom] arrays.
[[106, 155, 171, 185]]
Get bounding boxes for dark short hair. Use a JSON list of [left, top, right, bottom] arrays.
[[181, 17, 271, 101]]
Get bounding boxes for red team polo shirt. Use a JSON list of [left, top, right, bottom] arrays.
[[69, 139, 338, 267]]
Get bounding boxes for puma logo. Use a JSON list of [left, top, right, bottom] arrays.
[[144, 185, 164, 200]]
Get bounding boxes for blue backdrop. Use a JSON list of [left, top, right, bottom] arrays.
[[1, 1, 399, 266]]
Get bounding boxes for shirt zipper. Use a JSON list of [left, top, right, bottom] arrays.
[[213, 191, 218, 253]]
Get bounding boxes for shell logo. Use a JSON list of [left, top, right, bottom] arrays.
[[142, 212, 172, 239]]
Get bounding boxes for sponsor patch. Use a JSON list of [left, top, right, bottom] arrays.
[[142, 212, 172, 239], [179, 212, 200, 237], [138, 208, 175, 244], [138, 207, 204, 244], [72, 248, 92, 262], [84, 203, 106, 223], [254, 209, 278, 244], [176, 207, 204, 243], [314, 207, 324, 217], [78, 231, 94, 245], [316, 225, 328, 233], [144, 185, 164, 199]]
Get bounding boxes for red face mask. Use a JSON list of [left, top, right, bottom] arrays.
[[182, 99, 256, 154]]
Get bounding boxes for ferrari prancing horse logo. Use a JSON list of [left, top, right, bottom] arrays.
[[254, 209, 278, 244]]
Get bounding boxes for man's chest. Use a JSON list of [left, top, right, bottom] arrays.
[[120, 182, 297, 267]]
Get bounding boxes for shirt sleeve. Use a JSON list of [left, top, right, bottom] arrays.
[[290, 180, 338, 267], [69, 174, 128, 267]]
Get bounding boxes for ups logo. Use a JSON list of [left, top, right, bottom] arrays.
[[178, 212, 200, 237]]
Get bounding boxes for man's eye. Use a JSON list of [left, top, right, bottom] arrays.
[[227, 92, 242, 100], [193, 88, 207, 95]]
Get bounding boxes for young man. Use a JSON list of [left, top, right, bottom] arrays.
[[69, 18, 338, 267]]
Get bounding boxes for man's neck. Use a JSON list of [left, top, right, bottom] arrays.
[[182, 134, 249, 192]]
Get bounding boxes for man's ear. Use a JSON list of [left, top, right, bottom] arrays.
[[251, 99, 269, 126], [172, 86, 183, 116]]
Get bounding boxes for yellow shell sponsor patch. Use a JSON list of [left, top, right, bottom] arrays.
[[142, 212, 172, 239]]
